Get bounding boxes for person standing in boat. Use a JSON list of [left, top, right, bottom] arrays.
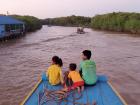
[[79, 50, 97, 86], [46, 56, 64, 85]]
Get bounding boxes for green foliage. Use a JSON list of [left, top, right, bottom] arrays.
[[124, 19, 140, 34], [41, 15, 91, 27], [10, 12, 140, 35], [91, 12, 140, 34], [12, 15, 42, 32]]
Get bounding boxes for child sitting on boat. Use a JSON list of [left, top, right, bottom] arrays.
[[80, 50, 97, 86], [46, 56, 64, 85], [66, 63, 84, 93]]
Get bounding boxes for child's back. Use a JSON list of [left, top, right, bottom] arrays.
[[80, 60, 97, 85], [47, 64, 63, 85], [46, 56, 63, 85], [67, 63, 84, 93], [68, 70, 83, 83], [80, 50, 97, 85]]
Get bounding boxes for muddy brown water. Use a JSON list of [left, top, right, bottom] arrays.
[[0, 26, 140, 105]]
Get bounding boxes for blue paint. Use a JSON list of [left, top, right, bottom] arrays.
[[41, 72, 48, 81], [23, 75, 124, 105], [0, 25, 5, 38], [0, 16, 24, 25]]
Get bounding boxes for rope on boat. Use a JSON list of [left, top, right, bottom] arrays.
[[38, 87, 97, 105], [38, 81, 97, 105], [39, 89, 81, 105]]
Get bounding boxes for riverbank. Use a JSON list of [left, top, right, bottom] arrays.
[[91, 12, 140, 35], [41, 15, 91, 27], [41, 12, 140, 35]]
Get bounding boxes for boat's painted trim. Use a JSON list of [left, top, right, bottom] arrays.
[[20, 79, 42, 105], [108, 81, 128, 105]]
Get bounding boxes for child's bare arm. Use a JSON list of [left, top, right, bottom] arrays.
[[60, 70, 64, 84]]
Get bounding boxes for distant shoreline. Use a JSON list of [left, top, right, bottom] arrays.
[[41, 12, 140, 36], [91, 12, 140, 35], [45, 25, 140, 37]]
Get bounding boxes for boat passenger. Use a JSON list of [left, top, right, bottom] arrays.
[[80, 50, 97, 86], [67, 63, 84, 93], [46, 56, 64, 85]]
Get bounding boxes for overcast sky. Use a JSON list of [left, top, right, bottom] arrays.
[[0, 0, 140, 19]]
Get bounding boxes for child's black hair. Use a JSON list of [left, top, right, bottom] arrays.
[[69, 63, 77, 71], [52, 56, 63, 67], [82, 50, 92, 59]]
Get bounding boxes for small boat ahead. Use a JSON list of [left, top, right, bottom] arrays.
[[77, 27, 85, 34], [20, 75, 127, 105]]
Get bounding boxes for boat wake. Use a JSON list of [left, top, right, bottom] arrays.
[[41, 32, 88, 43], [17, 32, 89, 48]]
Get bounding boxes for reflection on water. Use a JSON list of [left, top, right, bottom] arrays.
[[0, 26, 140, 105]]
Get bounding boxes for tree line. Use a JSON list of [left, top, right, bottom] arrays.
[[41, 12, 140, 35], [91, 12, 140, 34], [41, 15, 91, 27], [11, 15, 42, 32], [10, 12, 140, 35]]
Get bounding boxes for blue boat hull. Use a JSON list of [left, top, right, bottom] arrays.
[[20, 75, 127, 105]]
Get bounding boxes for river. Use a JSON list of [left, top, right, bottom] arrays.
[[0, 26, 140, 105]]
